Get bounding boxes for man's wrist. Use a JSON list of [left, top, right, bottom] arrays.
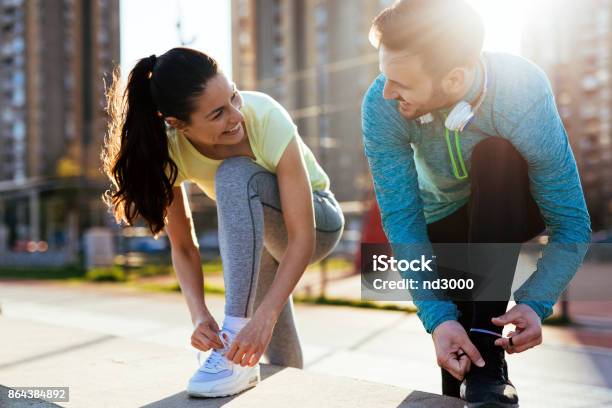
[[431, 318, 460, 336], [416, 300, 459, 334], [427, 315, 458, 335], [516, 300, 552, 321]]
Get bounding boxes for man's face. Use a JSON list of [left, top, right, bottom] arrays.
[[379, 46, 448, 120]]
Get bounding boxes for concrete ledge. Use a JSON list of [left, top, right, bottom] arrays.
[[141, 364, 463, 408], [0, 288, 464, 407], [2, 365, 463, 408]]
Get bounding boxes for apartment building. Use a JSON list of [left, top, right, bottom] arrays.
[[231, 0, 394, 203], [0, 0, 119, 256], [523, 0, 612, 230]]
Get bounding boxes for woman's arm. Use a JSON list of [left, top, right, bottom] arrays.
[[165, 185, 206, 323], [165, 185, 222, 350], [256, 138, 316, 319], [226, 138, 315, 366]]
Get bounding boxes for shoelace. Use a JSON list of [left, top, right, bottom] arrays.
[[197, 330, 233, 372], [202, 349, 228, 371]]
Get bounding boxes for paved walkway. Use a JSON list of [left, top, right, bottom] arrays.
[[1, 281, 612, 407]]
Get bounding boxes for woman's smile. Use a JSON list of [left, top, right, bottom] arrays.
[[223, 123, 242, 136]]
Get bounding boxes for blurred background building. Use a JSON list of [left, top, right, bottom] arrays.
[[0, 0, 120, 264], [1, 0, 611, 268], [232, 0, 395, 203], [522, 0, 612, 230]]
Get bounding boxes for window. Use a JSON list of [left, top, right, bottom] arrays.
[[12, 87, 24, 106], [13, 121, 24, 140], [12, 37, 23, 53], [12, 70, 23, 87]]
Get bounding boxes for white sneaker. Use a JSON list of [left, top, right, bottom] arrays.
[[187, 329, 260, 398]]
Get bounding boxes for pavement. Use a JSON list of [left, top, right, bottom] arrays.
[[1, 281, 612, 407]]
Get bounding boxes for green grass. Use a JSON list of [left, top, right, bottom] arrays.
[[133, 280, 225, 295], [293, 295, 416, 312], [198, 257, 353, 275], [1, 263, 177, 282], [127, 264, 174, 278], [201, 260, 223, 274], [123, 277, 575, 320], [0, 264, 575, 321], [131, 279, 416, 313], [85, 266, 127, 282], [306, 257, 352, 272], [0, 262, 412, 313], [542, 314, 572, 326], [0, 265, 85, 280], [0, 256, 351, 282]]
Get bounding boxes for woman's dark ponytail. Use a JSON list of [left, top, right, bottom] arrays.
[[102, 48, 218, 236]]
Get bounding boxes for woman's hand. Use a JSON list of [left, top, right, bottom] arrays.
[[191, 310, 223, 352], [225, 310, 277, 367]]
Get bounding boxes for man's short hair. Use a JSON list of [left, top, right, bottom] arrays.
[[370, 0, 484, 78]]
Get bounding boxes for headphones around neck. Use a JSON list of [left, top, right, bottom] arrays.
[[417, 56, 488, 132], [415, 57, 488, 180]]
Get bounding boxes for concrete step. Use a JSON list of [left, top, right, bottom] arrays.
[[0, 315, 463, 408], [1, 366, 463, 408], [142, 364, 464, 408]]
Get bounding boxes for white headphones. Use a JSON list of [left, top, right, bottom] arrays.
[[417, 56, 488, 132]]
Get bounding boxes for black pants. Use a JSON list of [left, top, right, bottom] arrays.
[[426, 137, 545, 397]]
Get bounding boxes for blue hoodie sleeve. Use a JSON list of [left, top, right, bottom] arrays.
[[495, 72, 592, 320], [361, 75, 458, 334]]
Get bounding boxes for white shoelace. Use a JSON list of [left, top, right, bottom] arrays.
[[202, 349, 228, 371], [198, 330, 233, 372]]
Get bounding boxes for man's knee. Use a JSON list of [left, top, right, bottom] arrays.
[[471, 137, 526, 177], [470, 137, 530, 198]]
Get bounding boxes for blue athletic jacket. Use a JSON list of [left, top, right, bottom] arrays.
[[361, 52, 591, 334]]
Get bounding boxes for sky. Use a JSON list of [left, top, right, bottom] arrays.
[[466, 0, 529, 55], [120, 0, 529, 80], [119, 0, 231, 79]]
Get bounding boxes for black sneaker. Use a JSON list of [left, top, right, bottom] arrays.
[[460, 332, 519, 408]]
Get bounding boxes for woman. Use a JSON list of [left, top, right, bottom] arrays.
[[102, 47, 344, 397]]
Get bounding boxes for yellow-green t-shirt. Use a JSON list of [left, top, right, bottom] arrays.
[[167, 91, 330, 200]]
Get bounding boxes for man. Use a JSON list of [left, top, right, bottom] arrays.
[[361, 0, 591, 406]]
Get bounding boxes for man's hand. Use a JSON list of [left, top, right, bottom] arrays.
[[432, 320, 485, 381], [492, 304, 542, 354]]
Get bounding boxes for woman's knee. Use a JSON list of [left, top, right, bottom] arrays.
[[215, 157, 273, 203], [215, 157, 261, 186]]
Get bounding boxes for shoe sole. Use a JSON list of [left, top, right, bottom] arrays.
[[187, 372, 260, 398]]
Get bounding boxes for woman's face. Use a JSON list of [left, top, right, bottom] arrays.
[[166, 73, 245, 146]]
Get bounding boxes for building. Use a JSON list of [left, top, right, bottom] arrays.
[[231, 0, 394, 203], [0, 0, 120, 261], [522, 0, 612, 230]]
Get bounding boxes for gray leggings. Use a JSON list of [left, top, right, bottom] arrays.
[[215, 157, 344, 368]]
